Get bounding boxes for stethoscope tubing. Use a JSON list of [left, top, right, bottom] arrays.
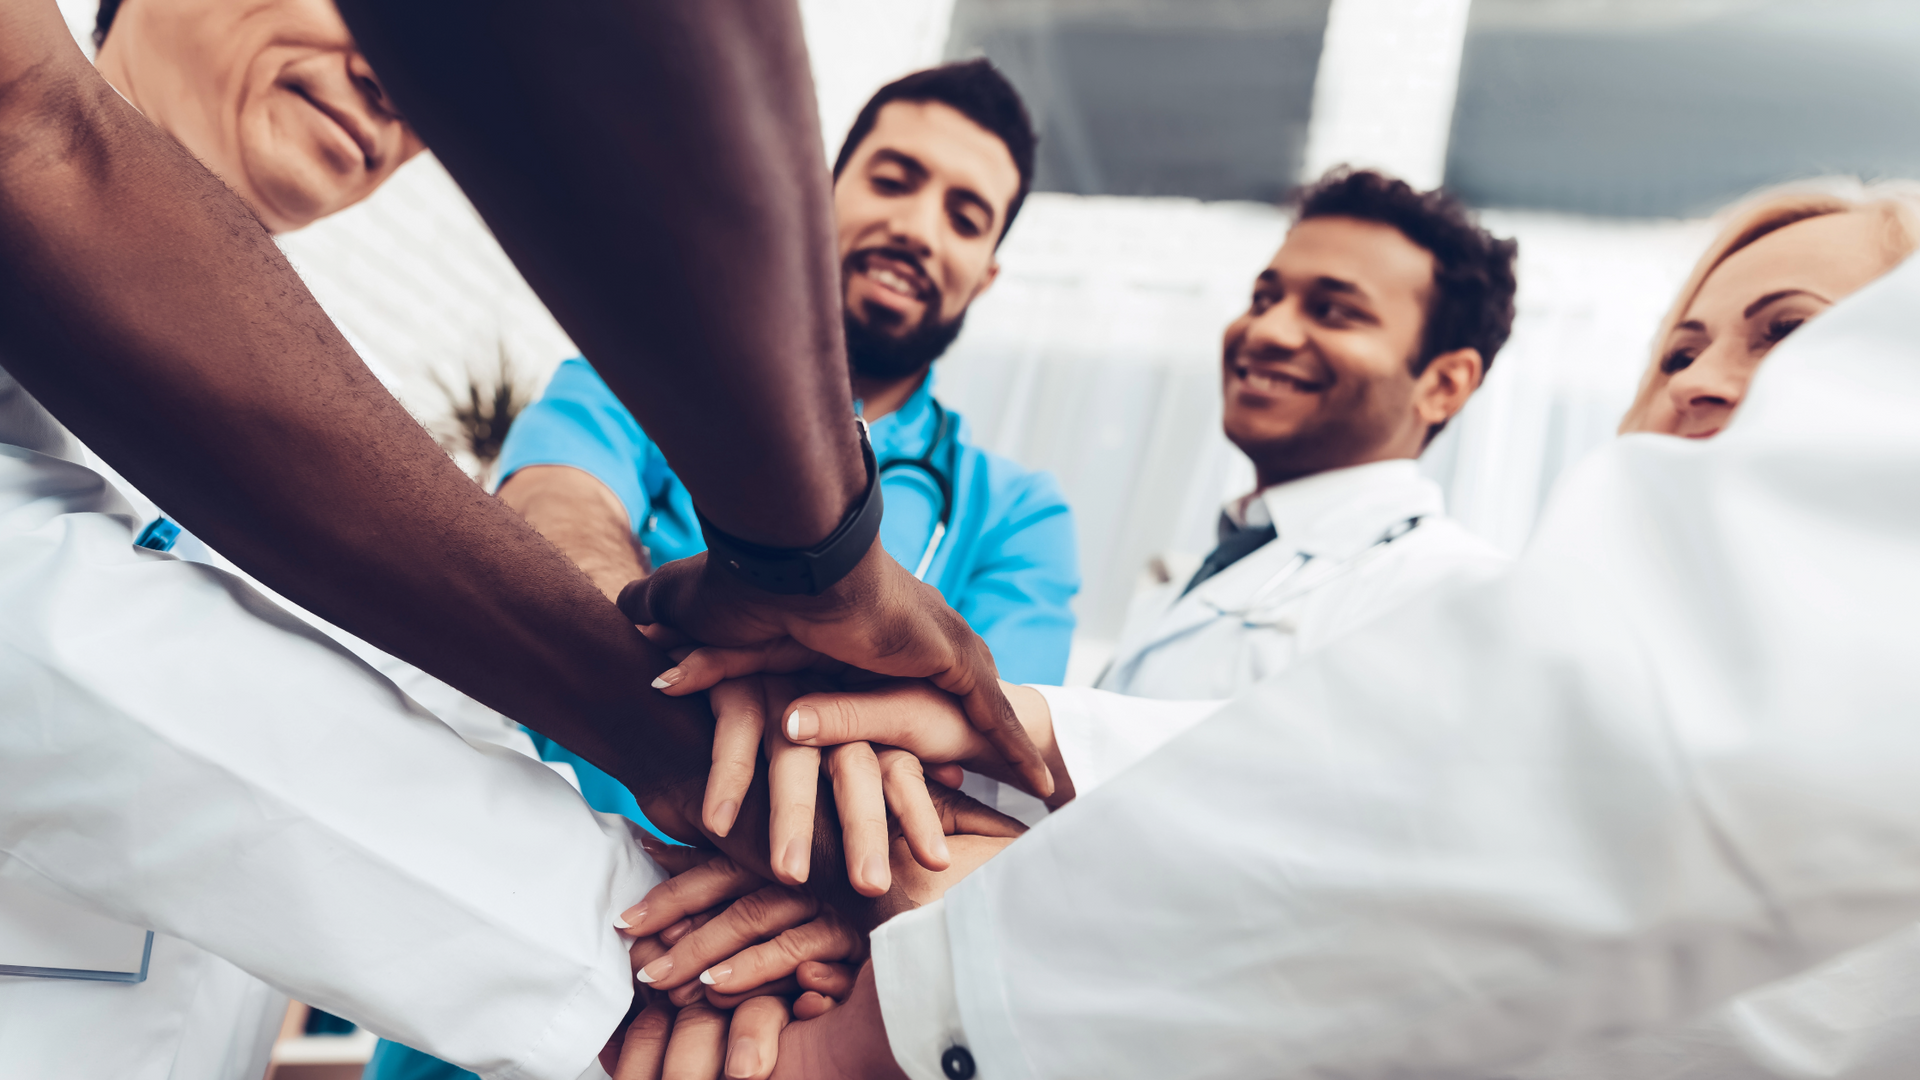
[[876, 399, 957, 582]]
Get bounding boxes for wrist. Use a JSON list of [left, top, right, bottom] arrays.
[[999, 681, 1074, 807], [696, 419, 882, 597]]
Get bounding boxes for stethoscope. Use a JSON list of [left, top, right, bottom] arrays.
[[1213, 515, 1425, 622], [876, 398, 957, 581]]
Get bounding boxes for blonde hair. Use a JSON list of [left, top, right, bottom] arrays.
[[1618, 179, 1920, 432]]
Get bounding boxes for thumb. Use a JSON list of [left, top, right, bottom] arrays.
[[785, 682, 988, 763], [618, 552, 706, 626]]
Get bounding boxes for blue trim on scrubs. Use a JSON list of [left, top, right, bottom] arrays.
[[363, 361, 1079, 1080]]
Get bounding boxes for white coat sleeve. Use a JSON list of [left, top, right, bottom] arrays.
[[0, 446, 660, 1080], [879, 258, 1920, 1080], [1033, 686, 1225, 796]]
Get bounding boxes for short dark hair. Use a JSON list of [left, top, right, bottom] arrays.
[[1291, 167, 1518, 380], [94, 0, 123, 49], [832, 59, 1038, 244]]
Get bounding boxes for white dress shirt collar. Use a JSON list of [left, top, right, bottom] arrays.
[[1222, 459, 1443, 560]]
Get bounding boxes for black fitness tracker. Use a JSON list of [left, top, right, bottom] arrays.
[[694, 419, 885, 596]]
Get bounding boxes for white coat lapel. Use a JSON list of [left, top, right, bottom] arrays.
[[1109, 535, 1294, 670]]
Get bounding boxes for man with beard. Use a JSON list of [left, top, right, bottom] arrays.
[[359, 61, 1075, 1079], [494, 58, 1076, 700], [1098, 168, 1515, 700]]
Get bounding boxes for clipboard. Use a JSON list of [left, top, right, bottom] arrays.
[[0, 876, 153, 983]]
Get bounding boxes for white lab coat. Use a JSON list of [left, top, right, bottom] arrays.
[[1099, 460, 1510, 700], [872, 255, 1920, 1079], [0, 366, 658, 1080]]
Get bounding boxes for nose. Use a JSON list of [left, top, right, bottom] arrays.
[[884, 190, 941, 264], [1239, 298, 1309, 358], [1665, 346, 1750, 434]]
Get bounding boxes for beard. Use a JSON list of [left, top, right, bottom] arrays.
[[845, 305, 967, 381], [841, 247, 967, 381]]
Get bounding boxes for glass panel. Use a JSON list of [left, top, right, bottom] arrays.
[[946, 0, 1333, 202], [1447, 0, 1920, 216]]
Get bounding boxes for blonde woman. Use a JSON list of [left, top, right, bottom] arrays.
[[1620, 180, 1920, 439]]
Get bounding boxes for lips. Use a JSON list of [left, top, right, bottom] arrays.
[[1229, 355, 1328, 396], [851, 250, 933, 303], [289, 82, 377, 169]]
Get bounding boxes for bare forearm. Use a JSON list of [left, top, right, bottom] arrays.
[[498, 466, 649, 602], [0, 6, 702, 804], [338, 0, 864, 548]]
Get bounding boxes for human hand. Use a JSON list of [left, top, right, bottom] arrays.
[[691, 675, 1070, 871], [622, 847, 863, 1010], [765, 963, 907, 1080], [866, 833, 1015, 927], [699, 674, 1026, 896], [601, 994, 791, 1080], [622, 541, 1055, 797]]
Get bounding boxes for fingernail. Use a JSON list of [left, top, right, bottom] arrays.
[[651, 668, 683, 690], [636, 956, 672, 984], [861, 853, 889, 892], [786, 705, 818, 741], [660, 918, 693, 944], [615, 903, 646, 930], [711, 799, 740, 838], [727, 1037, 761, 1079], [779, 838, 810, 882], [699, 963, 731, 986], [933, 834, 951, 863]]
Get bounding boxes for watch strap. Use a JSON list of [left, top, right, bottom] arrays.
[[695, 419, 884, 596]]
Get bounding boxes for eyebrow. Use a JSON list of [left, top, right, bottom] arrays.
[[868, 148, 928, 183], [1743, 288, 1828, 320], [1313, 275, 1366, 298], [869, 148, 998, 232]]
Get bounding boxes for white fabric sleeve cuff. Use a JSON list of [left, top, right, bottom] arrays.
[[575, 1058, 614, 1080], [872, 899, 965, 1080], [1034, 686, 1227, 796]]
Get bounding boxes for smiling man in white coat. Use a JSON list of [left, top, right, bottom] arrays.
[[1101, 168, 1514, 700]]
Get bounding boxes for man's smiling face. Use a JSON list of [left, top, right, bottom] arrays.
[[98, 0, 423, 233], [1221, 216, 1438, 486], [832, 99, 1017, 380]]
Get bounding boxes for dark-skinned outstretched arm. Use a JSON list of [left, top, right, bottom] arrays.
[[336, 0, 1054, 800], [0, 0, 807, 875]]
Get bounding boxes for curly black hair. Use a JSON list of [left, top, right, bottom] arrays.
[[833, 59, 1037, 245], [1292, 167, 1518, 379]]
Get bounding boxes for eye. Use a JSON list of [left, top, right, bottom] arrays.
[[949, 209, 984, 238], [1763, 314, 1807, 345], [1307, 297, 1357, 326], [871, 175, 907, 195], [1249, 290, 1276, 315], [1661, 347, 1696, 375]]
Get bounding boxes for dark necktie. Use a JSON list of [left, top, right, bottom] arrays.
[[1181, 521, 1278, 597]]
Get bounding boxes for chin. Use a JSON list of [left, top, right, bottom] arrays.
[[247, 160, 374, 232]]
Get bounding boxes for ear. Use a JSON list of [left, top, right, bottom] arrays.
[[1413, 348, 1484, 429], [970, 258, 1002, 304]]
